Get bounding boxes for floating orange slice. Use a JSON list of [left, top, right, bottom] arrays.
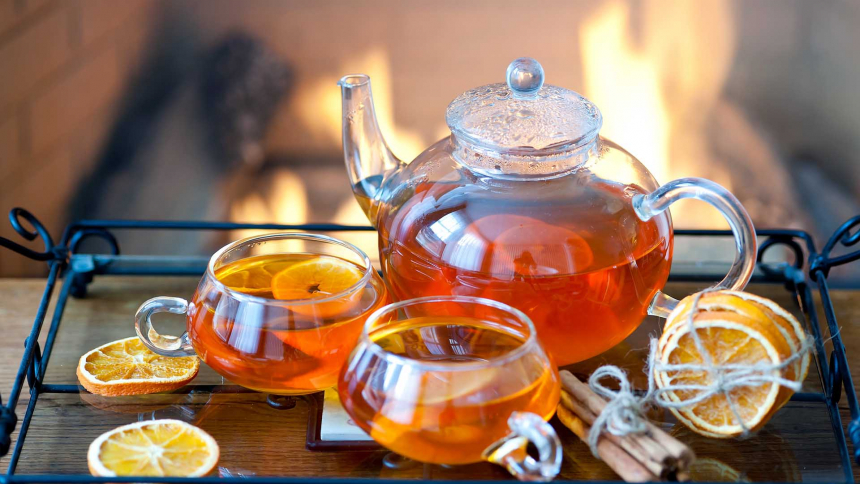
[[87, 419, 219, 477], [215, 256, 293, 296], [77, 337, 200, 396], [466, 214, 594, 276], [271, 255, 365, 317]]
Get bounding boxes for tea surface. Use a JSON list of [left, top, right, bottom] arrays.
[[339, 316, 559, 464], [189, 253, 387, 394]]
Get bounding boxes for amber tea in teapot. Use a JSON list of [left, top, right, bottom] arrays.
[[375, 177, 671, 365], [340, 58, 756, 366]]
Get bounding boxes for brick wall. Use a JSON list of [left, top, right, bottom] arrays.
[[0, 0, 157, 276], [0, 0, 603, 277]]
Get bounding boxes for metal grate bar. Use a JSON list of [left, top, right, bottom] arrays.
[[37, 275, 74, 383], [3, 475, 502, 484], [5, 387, 39, 475], [5, 263, 60, 410]]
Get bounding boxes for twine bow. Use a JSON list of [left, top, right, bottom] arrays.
[[587, 366, 649, 456], [584, 289, 811, 458]]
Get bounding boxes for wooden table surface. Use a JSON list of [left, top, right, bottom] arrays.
[[0, 276, 859, 482]]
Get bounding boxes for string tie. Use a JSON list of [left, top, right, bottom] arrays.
[[584, 289, 811, 457]]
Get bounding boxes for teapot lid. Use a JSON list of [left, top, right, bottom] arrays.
[[446, 58, 602, 157]]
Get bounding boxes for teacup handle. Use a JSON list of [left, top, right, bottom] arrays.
[[483, 412, 562, 482], [633, 177, 757, 318], [134, 297, 196, 357]]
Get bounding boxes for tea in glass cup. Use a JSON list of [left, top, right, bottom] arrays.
[[339, 296, 561, 480], [135, 233, 389, 394]]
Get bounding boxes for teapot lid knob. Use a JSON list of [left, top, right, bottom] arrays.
[[446, 57, 602, 156], [506, 58, 544, 97]]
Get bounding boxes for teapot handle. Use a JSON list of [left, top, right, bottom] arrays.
[[633, 177, 756, 318]]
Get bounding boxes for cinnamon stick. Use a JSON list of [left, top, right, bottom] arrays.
[[560, 371, 695, 470], [562, 390, 673, 479], [557, 404, 657, 482], [644, 422, 696, 470]]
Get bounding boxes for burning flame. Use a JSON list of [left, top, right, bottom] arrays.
[[580, 0, 736, 228], [231, 2, 740, 244], [332, 198, 380, 263], [229, 170, 308, 248], [296, 47, 428, 164], [581, 1, 670, 183], [297, 47, 441, 230], [231, 48, 434, 243]]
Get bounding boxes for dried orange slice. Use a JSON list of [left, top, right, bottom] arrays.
[[271, 255, 364, 317], [721, 291, 809, 383], [77, 337, 199, 396], [664, 291, 808, 417], [88, 419, 218, 477], [656, 312, 790, 437], [656, 291, 802, 438]]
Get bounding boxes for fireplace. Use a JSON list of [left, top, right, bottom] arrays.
[[2, 0, 859, 281]]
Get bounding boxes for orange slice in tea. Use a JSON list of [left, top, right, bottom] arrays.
[[470, 214, 594, 275], [367, 368, 500, 449], [77, 337, 200, 396], [87, 419, 219, 477], [271, 255, 365, 317], [217, 263, 276, 296], [420, 367, 500, 404]]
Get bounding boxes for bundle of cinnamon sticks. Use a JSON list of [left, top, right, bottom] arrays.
[[557, 370, 695, 482]]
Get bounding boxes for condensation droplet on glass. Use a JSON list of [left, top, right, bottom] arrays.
[[606, 198, 624, 214], [515, 109, 534, 119]]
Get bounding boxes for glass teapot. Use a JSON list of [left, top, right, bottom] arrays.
[[339, 58, 756, 366]]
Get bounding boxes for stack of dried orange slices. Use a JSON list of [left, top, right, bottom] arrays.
[[653, 290, 810, 438]]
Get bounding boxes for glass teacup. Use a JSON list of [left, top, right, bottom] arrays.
[[135, 233, 389, 394], [338, 296, 562, 481]]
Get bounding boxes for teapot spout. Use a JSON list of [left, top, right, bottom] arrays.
[[339, 74, 402, 227]]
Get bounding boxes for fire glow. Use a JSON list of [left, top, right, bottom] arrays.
[[232, 2, 741, 233], [580, 0, 736, 228], [230, 48, 432, 248]]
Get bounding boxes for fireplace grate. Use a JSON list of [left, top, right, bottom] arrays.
[[1, 207, 859, 483]]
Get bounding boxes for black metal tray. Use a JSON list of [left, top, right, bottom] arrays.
[[1, 208, 860, 483]]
